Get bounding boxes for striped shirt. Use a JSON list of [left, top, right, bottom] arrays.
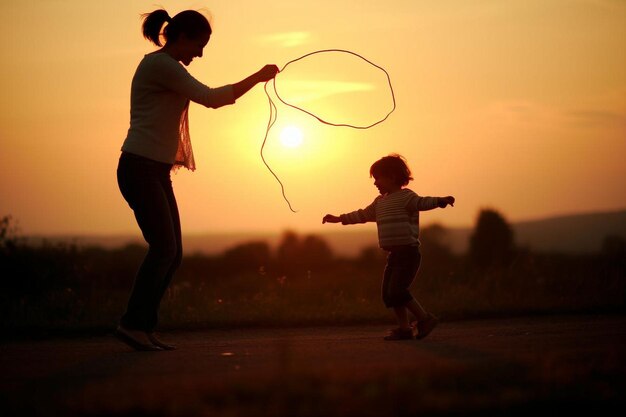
[[340, 189, 440, 249]]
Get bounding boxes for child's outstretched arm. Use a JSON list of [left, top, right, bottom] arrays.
[[408, 194, 455, 211], [322, 214, 341, 224], [438, 196, 455, 208], [323, 199, 377, 225]]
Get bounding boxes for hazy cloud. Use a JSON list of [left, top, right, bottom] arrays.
[[476, 100, 626, 133], [257, 31, 312, 47], [275, 80, 375, 103], [566, 110, 626, 128]]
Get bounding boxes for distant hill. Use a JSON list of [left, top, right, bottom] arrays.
[[428, 209, 626, 254], [26, 209, 626, 256], [512, 209, 626, 253], [438, 209, 626, 255]]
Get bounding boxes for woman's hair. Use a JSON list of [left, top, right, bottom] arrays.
[[141, 9, 212, 46], [370, 154, 414, 186]]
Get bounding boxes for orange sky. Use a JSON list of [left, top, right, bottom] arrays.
[[1, 0, 625, 236]]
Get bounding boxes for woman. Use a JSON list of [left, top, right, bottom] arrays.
[[115, 8, 278, 351]]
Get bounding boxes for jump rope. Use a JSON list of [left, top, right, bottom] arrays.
[[260, 49, 396, 212]]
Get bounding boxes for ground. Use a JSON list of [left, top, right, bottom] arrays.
[[1, 314, 625, 416]]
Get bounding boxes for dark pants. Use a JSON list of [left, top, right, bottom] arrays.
[[117, 152, 182, 332], [382, 245, 421, 308]]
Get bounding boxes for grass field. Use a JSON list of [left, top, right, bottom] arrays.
[[1, 219, 624, 336]]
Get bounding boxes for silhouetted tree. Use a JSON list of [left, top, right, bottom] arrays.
[[420, 223, 454, 260], [0, 215, 21, 251], [357, 245, 387, 267], [300, 235, 333, 267], [276, 230, 300, 272], [602, 235, 626, 259], [468, 208, 515, 269], [601, 235, 626, 273], [221, 241, 271, 270], [276, 230, 334, 274]]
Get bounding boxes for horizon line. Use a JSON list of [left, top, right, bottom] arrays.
[[20, 207, 626, 237]]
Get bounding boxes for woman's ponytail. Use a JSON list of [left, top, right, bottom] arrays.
[[141, 9, 171, 46]]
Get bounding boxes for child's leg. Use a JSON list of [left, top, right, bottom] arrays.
[[405, 299, 428, 322], [393, 306, 411, 329], [383, 247, 422, 328]]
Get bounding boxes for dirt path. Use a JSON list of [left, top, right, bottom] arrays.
[[1, 314, 625, 416]]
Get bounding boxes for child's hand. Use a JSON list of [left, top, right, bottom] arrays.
[[439, 196, 455, 208], [322, 214, 341, 224]]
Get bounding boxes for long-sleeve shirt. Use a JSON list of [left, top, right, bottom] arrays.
[[340, 189, 440, 249], [121, 52, 236, 166]]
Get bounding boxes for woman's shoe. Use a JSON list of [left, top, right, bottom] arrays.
[[115, 325, 163, 351], [384, 327, 415, 340], [148, 333, 177, 350]]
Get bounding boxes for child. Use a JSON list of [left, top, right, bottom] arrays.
[[322, 154, 454, 340]]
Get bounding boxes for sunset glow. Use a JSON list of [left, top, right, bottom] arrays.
[[0, 0, 624, 236], [279, 126, 303, 148]]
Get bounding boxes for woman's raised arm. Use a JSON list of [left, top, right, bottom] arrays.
[[232, 65, 279, 100]]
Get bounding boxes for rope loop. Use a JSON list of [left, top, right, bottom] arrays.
[[261, 49, 396, 212]]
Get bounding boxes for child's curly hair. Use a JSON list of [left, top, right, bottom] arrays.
[[369, 154, 413, 186]]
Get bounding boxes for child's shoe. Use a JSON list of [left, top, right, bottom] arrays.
[[383, 327, 415, 340], [415, 313, 439, 340], [115, 325, 163, 351]]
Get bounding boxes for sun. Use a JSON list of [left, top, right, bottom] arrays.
[[279, 126, 303, 148]]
